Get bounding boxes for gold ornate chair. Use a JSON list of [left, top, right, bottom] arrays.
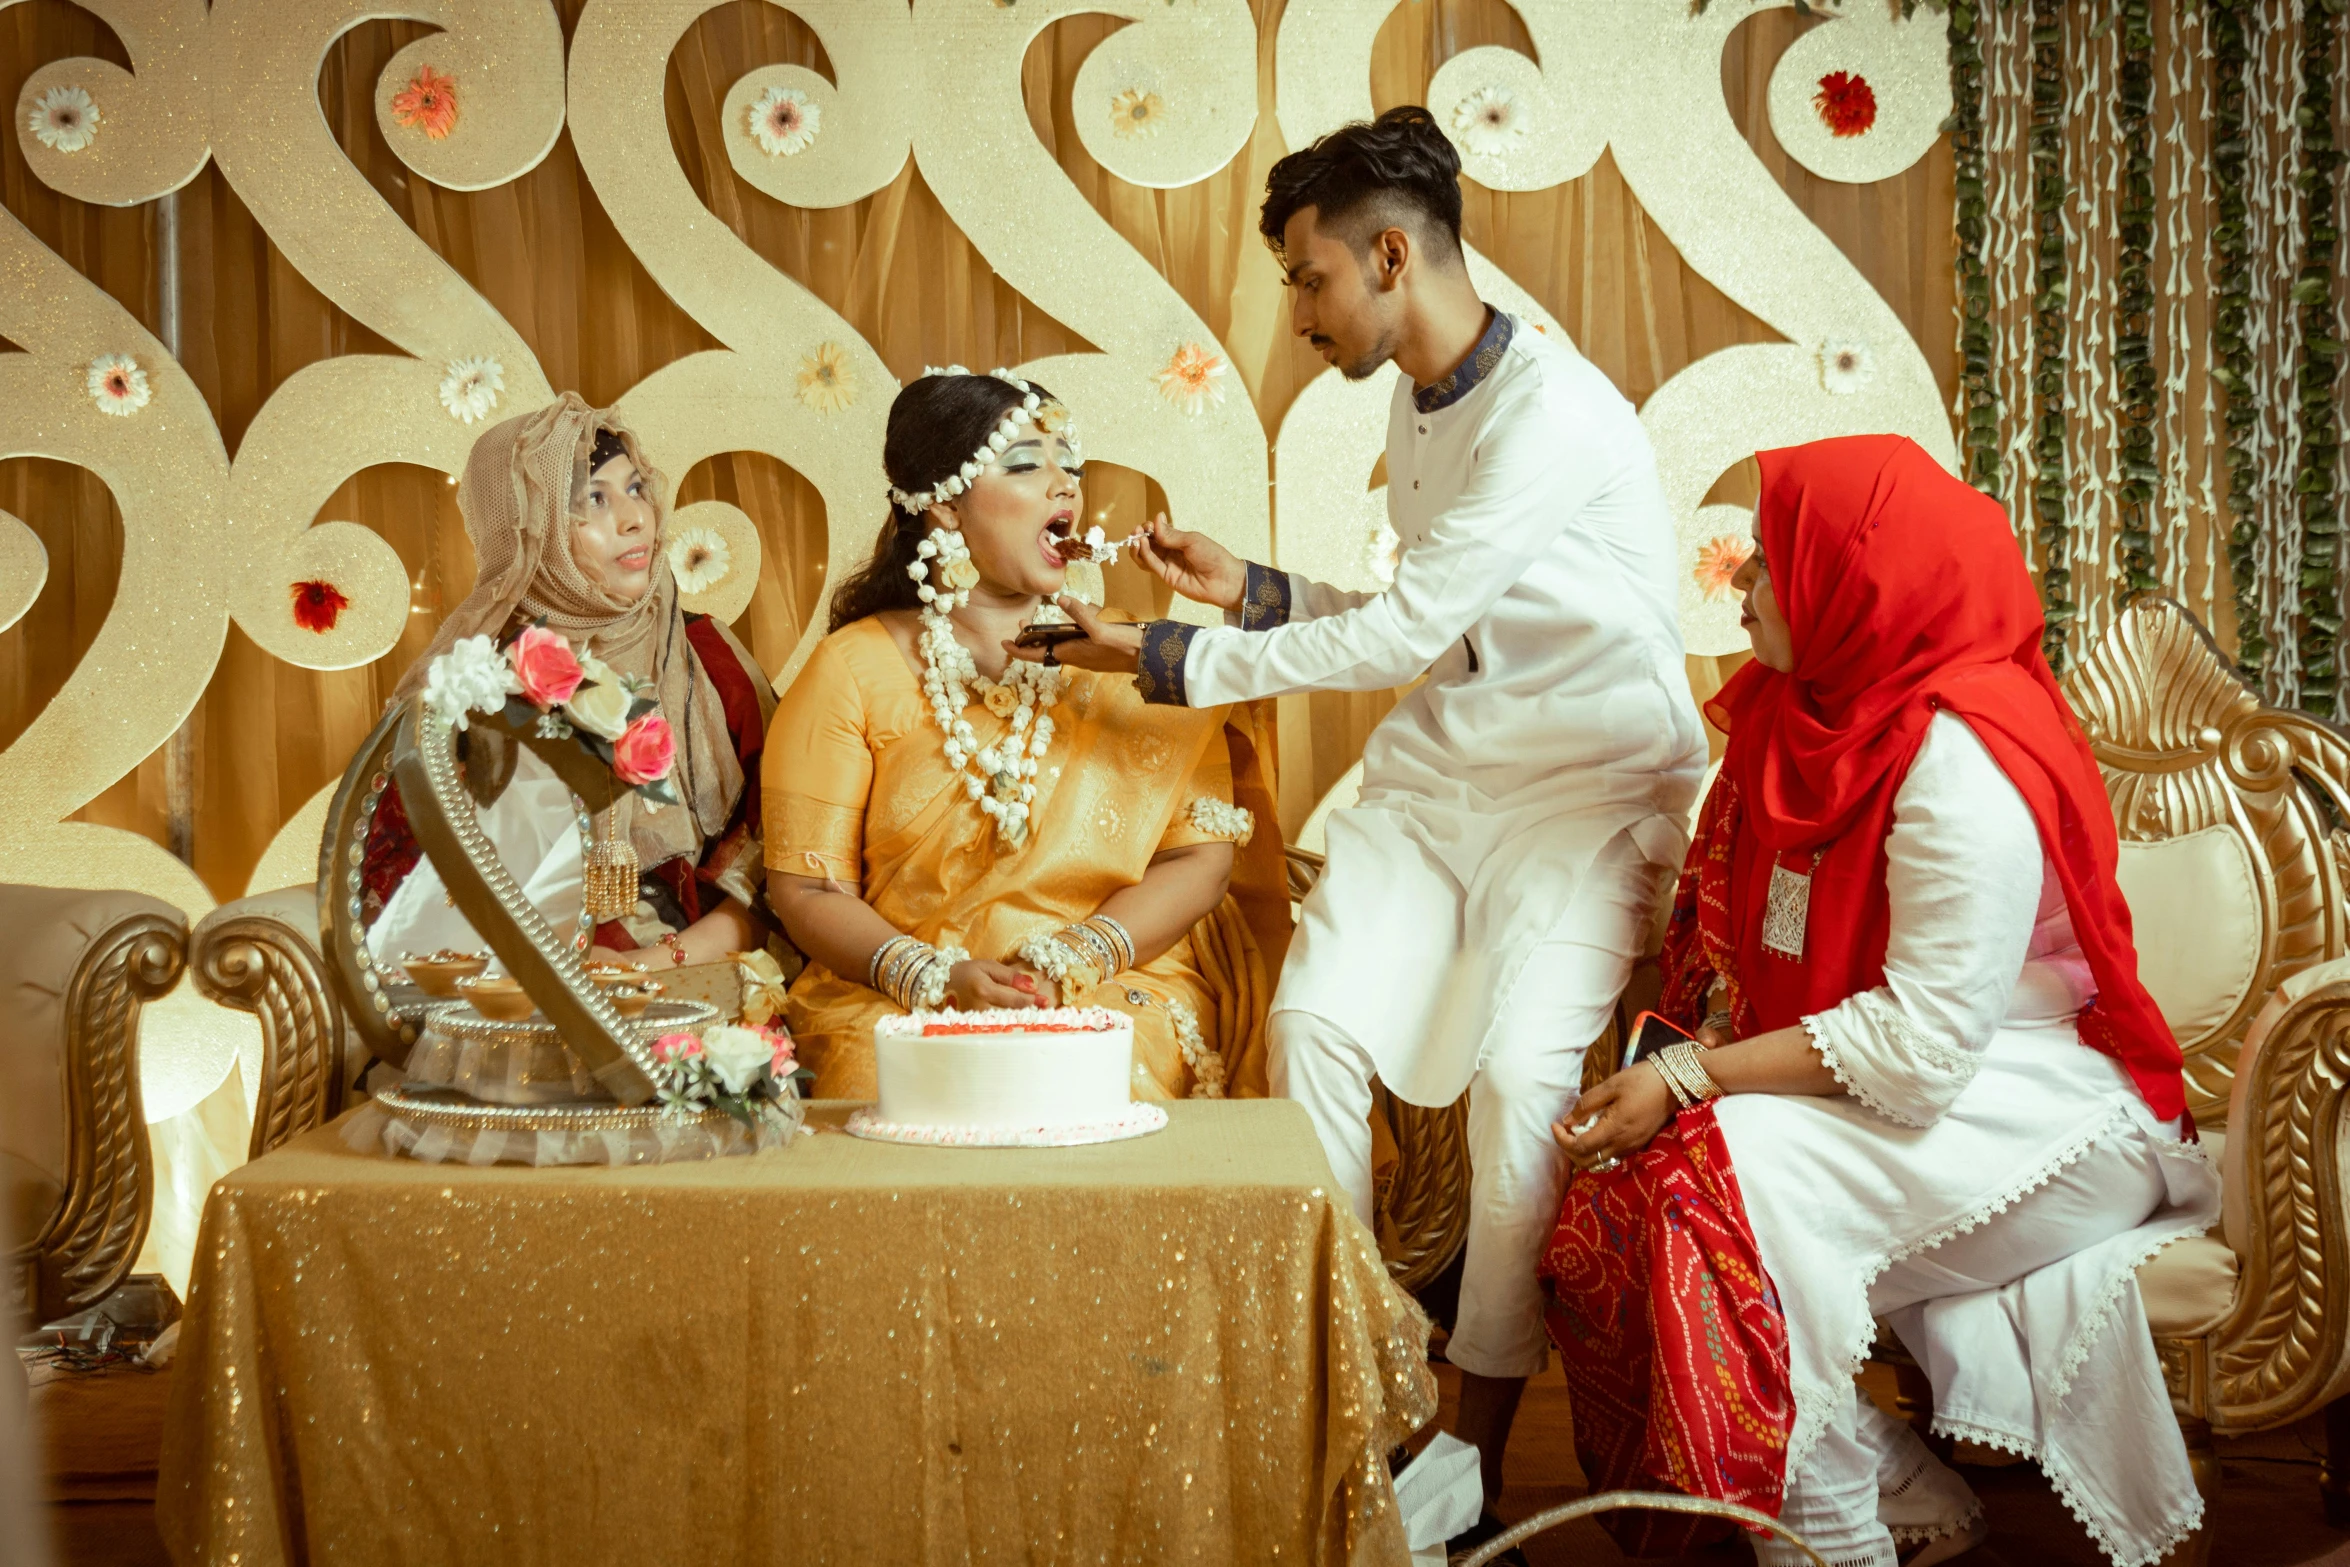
[[2059, 597, 2350, 1556], [188, 886, 345, 1158], [0, 884, 185, 1323]]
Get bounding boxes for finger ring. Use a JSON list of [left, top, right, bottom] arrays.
[[1592, 1155, 1621, 1173]]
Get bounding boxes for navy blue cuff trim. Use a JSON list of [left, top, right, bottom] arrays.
[[1135, 620, 1198, 706], [1239, 562, 1292, 632]]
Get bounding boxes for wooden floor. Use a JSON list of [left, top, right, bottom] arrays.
[[1436, 1361, 2350, 1567], [31, 1356, 2350, 1564]]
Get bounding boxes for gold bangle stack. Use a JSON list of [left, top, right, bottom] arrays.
[[1054, 915, 1133, 983], [869, 935, 959, 1013], [1652, 1040, 1724, 1111]]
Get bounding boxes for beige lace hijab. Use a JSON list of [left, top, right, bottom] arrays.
[[396, 394, 743, 869]]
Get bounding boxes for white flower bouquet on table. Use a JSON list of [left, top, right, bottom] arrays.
[[650, 1022, 802, 1132]]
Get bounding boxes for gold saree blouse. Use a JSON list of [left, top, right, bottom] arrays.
[[762, 617, 1288, 1100]]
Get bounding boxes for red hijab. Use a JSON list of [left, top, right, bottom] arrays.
[[1660, 435, 2186, 1121]]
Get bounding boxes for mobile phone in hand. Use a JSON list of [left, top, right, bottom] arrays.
[[1622, 1010, 1695, 1068], [1012, 623, 1088, 650]]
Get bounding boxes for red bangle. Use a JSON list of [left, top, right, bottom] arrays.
[[660, 933, 688, 967]]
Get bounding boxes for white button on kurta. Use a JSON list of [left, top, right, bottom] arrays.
[[1180, 318, 1707, 1105]]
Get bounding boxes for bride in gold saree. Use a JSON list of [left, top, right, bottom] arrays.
[[763, 370, 1288, 1101]]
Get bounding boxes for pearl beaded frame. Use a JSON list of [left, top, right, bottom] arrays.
[[886, 365, 1083, 514]]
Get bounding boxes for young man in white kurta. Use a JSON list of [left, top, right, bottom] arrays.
[[1139, 309, 1706, 1388], [1020, 107, 1705, 1516]]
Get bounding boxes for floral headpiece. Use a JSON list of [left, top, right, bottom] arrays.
[[887, 366, 1083, 514]]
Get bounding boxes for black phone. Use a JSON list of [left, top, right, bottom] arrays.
[[1622, 1010, 1694, 1068], [1012, 623, 1088, 650]]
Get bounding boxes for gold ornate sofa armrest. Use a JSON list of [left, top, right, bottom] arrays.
[[2194, 972, 2350, 1432], [0, 884, 185, 1323], [190, 887, 345, 1159]]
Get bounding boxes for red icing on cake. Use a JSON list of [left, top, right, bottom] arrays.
[[921, 1020, 1104, 1036]]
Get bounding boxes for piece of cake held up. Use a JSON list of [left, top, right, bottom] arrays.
[[1052, 525, 1143, 565]]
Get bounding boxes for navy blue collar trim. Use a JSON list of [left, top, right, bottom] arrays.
[[1412, 309, 1514, 414]]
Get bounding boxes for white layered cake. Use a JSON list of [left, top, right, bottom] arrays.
[[844, 1006, 1169, 1147]]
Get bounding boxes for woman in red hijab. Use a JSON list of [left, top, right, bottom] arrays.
[[1540, 436, 2218, 1567]]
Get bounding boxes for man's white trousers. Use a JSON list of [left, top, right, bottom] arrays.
[[1269, 831, 1660, 1379]]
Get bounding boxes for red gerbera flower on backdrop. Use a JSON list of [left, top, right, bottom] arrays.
[[391, 66, 458, 140], [1813, 71, 1876, 139], [292, 579, 349, 633]]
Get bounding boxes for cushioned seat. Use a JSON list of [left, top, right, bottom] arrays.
[[2139, 1233, 2239, 1337]]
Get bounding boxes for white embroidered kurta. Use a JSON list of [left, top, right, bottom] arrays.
[[1178, 318, 1707, 1103], [1713, 713, 2221, 1567]]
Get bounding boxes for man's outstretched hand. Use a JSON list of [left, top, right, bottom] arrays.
[[1004, 595, 1144, 674], [1129, 513, 1245, 613]]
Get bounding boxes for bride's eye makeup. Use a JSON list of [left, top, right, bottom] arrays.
[[998, 438, 1081, 479]]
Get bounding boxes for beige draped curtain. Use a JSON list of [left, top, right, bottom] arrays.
[[1, 0, 1954, 901]]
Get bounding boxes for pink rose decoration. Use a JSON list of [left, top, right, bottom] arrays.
[[509, 625, 584, 707], [613, 713, 676, 785], [652, 1031, 702, 1064], [763, 1025, 796, 1074]]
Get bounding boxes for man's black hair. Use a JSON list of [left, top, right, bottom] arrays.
[[1258, 105, 1464, 266]]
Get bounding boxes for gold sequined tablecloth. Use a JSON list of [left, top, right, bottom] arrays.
[[156, 1100, 1436, 1566]]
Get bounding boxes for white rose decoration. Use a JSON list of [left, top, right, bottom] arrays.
[[563, 654, 633, 740], [698, 1024, 774, 1094], [421, 634, 521, 731]]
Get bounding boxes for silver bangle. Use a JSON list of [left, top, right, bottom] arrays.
[[1658, 1041, 1723, 1105], [1650, 1056, 1693, 1111]]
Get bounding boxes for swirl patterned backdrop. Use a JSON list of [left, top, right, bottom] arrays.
[[7, 0, 2321, 1281]]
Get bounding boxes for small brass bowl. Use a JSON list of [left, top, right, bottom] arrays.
[[585, 962, 650, 989], [401, 951, 490, 997], [456, 973, 535, 1022], [607, 981, 662, 1021]]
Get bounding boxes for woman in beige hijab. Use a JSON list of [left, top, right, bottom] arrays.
[[364, 394, 775, 971]]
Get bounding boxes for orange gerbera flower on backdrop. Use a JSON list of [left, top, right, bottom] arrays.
[[1692, 536, 1754, 603], [391, 66, 458, 140]]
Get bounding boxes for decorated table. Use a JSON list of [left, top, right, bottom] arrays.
[[156, 1099, 1435, 1566]]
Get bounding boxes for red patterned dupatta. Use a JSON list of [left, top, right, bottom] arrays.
[[1540, 1105, 1792, 1553]]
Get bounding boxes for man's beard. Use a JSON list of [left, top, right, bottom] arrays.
[[1333, 319, 1404, 383]]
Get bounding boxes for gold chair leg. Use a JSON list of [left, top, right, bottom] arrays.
[[2322, 1398, 2350, 1529]]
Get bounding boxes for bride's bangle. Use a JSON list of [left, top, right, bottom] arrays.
[[1057, 922, 1120, 980], [871, 935, 967, 1013], [1077, 915, 1135, 975], [1014, 929, 1104, 1003]]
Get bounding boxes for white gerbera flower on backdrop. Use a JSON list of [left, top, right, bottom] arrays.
[[438, 356, 505, 425], [1450, 86, 1524, 159], [86, 354, 150, 417], [1820, 339, 1875, 396], [667, 525, 732, 594], [748, 86, 821, 157], [29, 85, 98, 153]]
